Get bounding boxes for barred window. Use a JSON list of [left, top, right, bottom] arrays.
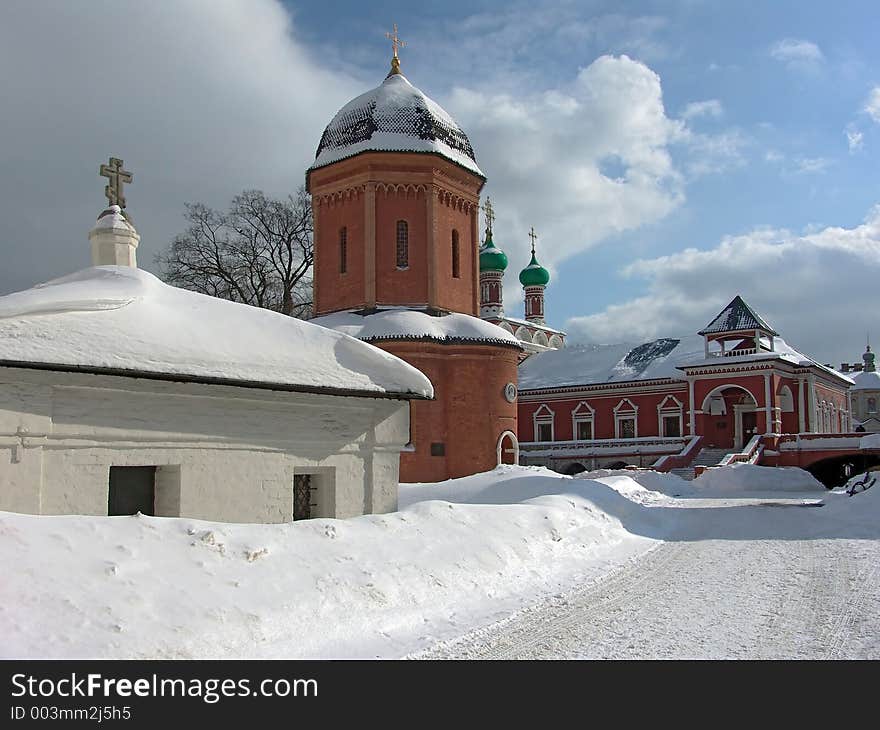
[[396, 220, 409, 269], [339, 227, 347, 274], [452, 230, 460, 278]]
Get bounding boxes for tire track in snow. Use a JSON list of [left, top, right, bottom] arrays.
[[416, 536, 880, 660]]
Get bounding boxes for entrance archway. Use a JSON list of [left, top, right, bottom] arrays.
[[700, 384, 759, 450], [496, 430, 519, 465]]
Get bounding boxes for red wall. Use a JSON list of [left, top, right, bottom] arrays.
[[309, 152, 482, 316], [519, 386, 688, 442], [375, 191, 429, 305], [383, 341, 519, 482]]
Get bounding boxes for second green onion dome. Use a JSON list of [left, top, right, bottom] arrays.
[[519, 251, 550, 287], [479, 231, 509, 272]]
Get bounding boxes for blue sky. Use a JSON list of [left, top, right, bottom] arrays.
[[0, 0, 878, 364]]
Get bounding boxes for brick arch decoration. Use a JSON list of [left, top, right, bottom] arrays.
[[376, 182, 428, 198], [313, 185, 366, 206]]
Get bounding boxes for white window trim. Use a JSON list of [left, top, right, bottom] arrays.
[[533, 403, 555, 443], [613, 398, 638, 440], [572, 401, 595, 442], [656, 395, 683, 437]]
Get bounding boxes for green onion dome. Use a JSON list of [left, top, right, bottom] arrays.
[[479, 232, 509, 272], [519, 251, 550, 287]]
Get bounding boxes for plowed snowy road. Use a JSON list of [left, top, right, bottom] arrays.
[[417, 501, 880, 659]]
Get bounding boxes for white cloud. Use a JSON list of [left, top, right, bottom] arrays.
[[0, 0, 362, 294], [445, 55, 746, 303], [865, 87, 880, 123], [793, 157, 832, 175], [447, 54, 688, 303], [681, 99, 723, 120], [770, 38, 824, 70], [765, 150, 784, 163], [846, 127, 864, 153], [564, 206, 880, 364]]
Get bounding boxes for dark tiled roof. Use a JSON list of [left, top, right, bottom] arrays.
[[698, 296, 779, 336]]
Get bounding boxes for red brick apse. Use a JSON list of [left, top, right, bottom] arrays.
[[306, 56, 521, 482]]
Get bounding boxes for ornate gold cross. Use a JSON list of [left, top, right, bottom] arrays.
[[386, 23, 406, 58], [99, 157, 132, 208], [529, 226, 538, 254], [483, 197, 495, 235]]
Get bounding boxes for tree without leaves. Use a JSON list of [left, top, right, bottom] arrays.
[[155, 188, 313, 318]]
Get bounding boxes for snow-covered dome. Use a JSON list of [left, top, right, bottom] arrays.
[[0, 266, 433, 399], [311, 71, 483, 177], [852, 369, 880, 391]]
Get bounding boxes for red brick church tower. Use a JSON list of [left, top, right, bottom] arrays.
[[308, 32, 522, 482]]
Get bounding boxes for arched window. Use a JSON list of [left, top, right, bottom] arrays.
[[396, 220, 409, 269], [339, 227, 347, 274], [452, 230, 460, 278]]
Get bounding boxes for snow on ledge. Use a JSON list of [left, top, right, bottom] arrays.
[[311, 308, 523, 348]]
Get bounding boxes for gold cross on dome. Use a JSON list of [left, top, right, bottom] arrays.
[[483, 197, 495, 235], [528, 226, 538, 254], [386, 23, 406, 58], [99, 157, 132, 208]]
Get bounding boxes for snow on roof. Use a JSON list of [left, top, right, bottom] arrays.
[[698, 295, 779, 336], [311, 308, 522, 348], [0, 267, 433, 399], [519, 333, 852, 390], [852, 369, 880, 391], [502, 316, 567, 336], [310, 73, 483, 178]]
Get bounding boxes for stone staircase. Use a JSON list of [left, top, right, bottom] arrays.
[[669, 447, 730, 481]]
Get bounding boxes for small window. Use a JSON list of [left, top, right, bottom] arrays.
[[537, 423, 553, 442], [619, 418, 636, 439], [452, 230, 460, 278], [430, 442, 445, 456], [576, 420, 593, 440], [868, 397, 877, 414], [396, 220, 409, 268], [293, 474, 315, 520], [662, 415, 681, 437], [339, 227, 347, 274]]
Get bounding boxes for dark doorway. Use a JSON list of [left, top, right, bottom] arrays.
[[293, 474, 315, 520], [108, 466, 156, 516], [742, 411, 758, 446]]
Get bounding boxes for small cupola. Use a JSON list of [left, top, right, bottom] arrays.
[[520, 226, 550, 324], [863, 344, 876, 373], [698, 295, 778, 359], [518, 227, 550, 287]]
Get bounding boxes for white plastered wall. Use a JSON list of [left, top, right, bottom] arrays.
[[0, 367, 410, 523]]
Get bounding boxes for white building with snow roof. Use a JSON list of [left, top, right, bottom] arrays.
[[842, 345, 880, 432], [0, 192, 432, 523]]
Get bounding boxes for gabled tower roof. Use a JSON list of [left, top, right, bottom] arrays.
[[698, 295, 778, 336]]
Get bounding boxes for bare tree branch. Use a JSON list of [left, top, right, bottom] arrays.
[[155, 187, 314, 319]]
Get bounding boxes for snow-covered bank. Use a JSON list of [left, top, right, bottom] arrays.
[[4, 463, 877, 659], [693, 463, 826, 493], [1, 467, 662, 659]]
